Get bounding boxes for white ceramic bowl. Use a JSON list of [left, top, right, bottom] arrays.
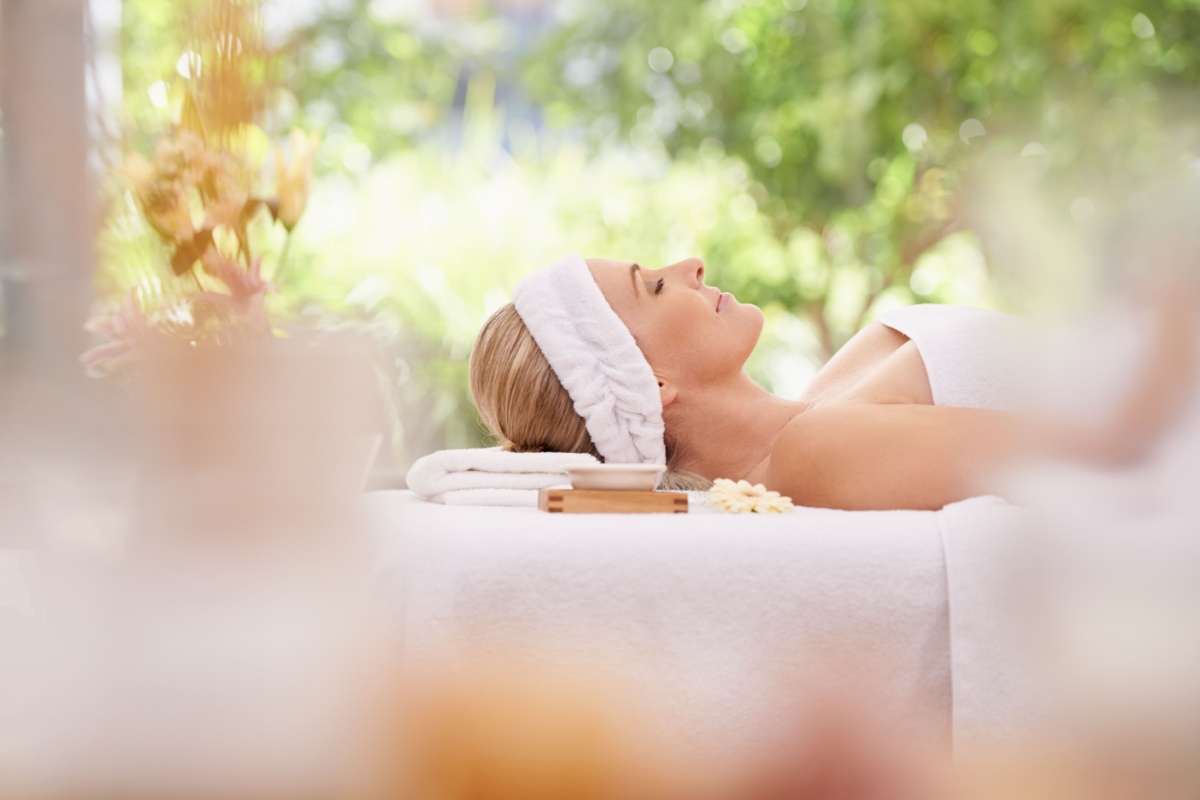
[[563, 463, 666, 491]]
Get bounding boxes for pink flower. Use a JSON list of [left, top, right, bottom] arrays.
[[200, 251, 273, 301], [193, 252, 274, 334], [80, 289, 156, 377]]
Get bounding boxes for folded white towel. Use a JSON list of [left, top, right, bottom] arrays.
[[405, 447, 597, 506], [512, 253, 666, 465], [428, 488, 560, 507]]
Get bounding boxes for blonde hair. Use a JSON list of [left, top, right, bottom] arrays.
[[469, 304, 710, 491]]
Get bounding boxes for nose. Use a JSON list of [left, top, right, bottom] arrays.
[[665, 257, 705, 288]]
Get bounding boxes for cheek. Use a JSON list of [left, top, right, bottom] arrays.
[[674, 312, 760, 375], [636, 301, 762, 379], [636, 313, 708, 374]]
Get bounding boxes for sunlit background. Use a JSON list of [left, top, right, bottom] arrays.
[[45, 0, 1193, 477]]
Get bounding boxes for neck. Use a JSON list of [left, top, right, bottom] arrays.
[[666, 371, 808, 483]]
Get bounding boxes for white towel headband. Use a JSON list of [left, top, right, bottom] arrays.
[[511, 253, 666, 465]]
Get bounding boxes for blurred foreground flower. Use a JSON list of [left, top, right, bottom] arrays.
[[193, 252, 275, 335], [80, 289, 161, 377], [87, 0, 319, 379], [385, 659, 682, 800], [118, 149, 196, 244], [87, 124, 319, 377], [709, 478, 794, 513], [275, 129, 320, 231]]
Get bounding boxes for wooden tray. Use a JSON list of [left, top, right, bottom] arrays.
[[538, 488, 688, 514]]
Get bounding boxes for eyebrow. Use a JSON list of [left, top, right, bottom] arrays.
[[629, 263, 642, 297]]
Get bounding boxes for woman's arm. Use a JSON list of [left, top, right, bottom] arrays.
[[771, 289, 1198, 512], [770, 400, 1184, 512], [768, 403, 1082, 511]]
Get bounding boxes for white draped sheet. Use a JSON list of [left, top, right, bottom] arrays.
[[364, 491, 1040, 757]]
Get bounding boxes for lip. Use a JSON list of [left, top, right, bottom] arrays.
[[716, 292, 728, 312]]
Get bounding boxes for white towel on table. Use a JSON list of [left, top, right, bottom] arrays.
[[934, 495, 1047, 750], [405, 447, 598, 506], [364, 489, 957, 761]]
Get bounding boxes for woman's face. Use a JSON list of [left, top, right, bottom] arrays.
[[585, 257, 763, 389]]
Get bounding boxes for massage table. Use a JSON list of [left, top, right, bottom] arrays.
[[364, 490, 1038, 756]]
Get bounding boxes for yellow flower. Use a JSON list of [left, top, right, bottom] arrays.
[[708, 478, 795, 514], [274, 129, 320, 230], [756, 493, 795, 513], [118, 152, 195, 243]]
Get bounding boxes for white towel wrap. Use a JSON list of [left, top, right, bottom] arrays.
[[512, 253, 666, 465]]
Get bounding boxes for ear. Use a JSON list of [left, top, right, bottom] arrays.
[[656, 376, 677, 409]]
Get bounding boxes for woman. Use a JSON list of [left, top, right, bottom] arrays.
[[470, 254, 1195, 511]]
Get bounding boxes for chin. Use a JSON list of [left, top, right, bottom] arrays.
[[737, 299, 765, 332], [733, 301, 765, 360]]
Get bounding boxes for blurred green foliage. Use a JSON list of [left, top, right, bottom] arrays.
[[107, 0, 1200, 470], [274, 0, 461, 157], [525, 0, 1200, 340]]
